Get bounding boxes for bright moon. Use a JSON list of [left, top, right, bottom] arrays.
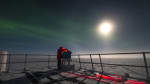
[[98, 22, 112, 35]]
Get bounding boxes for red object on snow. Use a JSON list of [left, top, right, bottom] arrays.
[[65, 72, 146, 84]]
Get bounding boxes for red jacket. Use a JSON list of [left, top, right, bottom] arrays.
[[57, 47, 66, 60]]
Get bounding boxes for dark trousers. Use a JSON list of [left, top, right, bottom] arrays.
[[57, 59, 61, 69]]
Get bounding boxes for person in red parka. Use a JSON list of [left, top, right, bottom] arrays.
[[61, 48, 68, 64], [57, 46, 66, 70]]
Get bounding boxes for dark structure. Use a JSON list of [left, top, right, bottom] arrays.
[[0, 52, 149, 84]]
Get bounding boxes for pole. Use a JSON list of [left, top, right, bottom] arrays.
[[90, 54, 94, 71], [143, 52, 149, 79], [7, 53, 11, 73], [24, 54, 28, 72], [99, 54, 104, 73], [78, 55, 81, 69], [48, 55, 50, 69]]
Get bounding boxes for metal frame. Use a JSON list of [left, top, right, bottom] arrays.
[[0, 51, 149, 81]]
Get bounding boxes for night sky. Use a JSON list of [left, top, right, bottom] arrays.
[[0, 0, 150, 53]]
